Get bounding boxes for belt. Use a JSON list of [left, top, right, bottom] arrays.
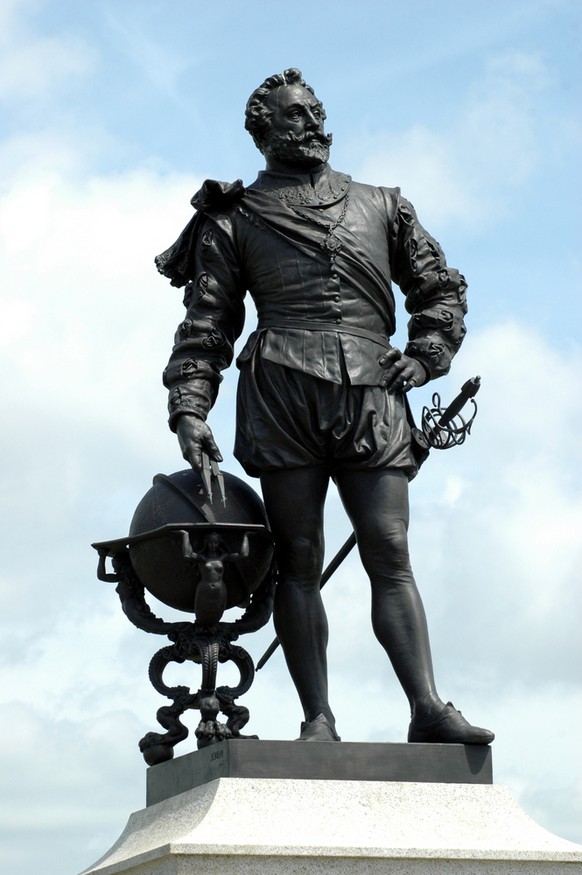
[[256, 318, 391, 348]]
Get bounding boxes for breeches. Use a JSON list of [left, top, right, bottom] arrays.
[[234, 353, 417, 479]]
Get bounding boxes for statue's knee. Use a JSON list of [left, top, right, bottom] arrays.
[[358, 523, 411, 573], [276, 534, 323, 586]]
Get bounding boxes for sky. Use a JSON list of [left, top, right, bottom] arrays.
[[0, 0, 581, 872]]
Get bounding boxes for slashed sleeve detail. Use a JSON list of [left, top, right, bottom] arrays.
[[162, 214, 246, 431], [388, 191, 468, 380]]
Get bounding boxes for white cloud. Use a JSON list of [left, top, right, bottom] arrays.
[[353, 51, 552, 229], [0, 149, 204, 642], [1, 149, 201, 444], [404, 322, 582, 682]]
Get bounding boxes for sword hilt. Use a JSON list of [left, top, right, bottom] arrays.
[[421, 376, 481, 450]]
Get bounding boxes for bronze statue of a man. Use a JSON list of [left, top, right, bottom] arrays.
[[156, 68, 494, 745]]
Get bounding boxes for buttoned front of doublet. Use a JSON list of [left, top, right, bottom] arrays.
[[234, 212, 350, 328], [325, 272, 342, 323], [232, 186, 396, 386], [240, 169, 397, 325]]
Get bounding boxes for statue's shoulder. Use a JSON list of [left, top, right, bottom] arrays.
[[155, 179, 246, 287], [350, 179, 400, 200], [350, 179, 402, 219], [190, 178, 246, 212]]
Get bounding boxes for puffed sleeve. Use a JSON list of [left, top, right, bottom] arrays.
[[388, 192, 467, 380], [161, 211, 246, 431]]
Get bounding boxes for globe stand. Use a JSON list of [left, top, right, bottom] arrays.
[[94, 521, 275, 766]]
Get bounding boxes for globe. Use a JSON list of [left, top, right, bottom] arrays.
[[127, 469, 274, 613]]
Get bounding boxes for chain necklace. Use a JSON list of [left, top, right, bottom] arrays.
[[289, 192, 350, 267]]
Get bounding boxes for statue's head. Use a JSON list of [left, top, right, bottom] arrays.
[[205, 531, 223, 554], [245, 68, 333, 170]]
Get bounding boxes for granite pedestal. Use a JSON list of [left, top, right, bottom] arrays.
[[81, 740, 582, 874]]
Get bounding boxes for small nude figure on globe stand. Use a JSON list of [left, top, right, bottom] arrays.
[[156, 68, 494, 746], [178, 529, 250, 628]]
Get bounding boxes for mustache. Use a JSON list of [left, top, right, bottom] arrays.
[[287, 130, 333, 146]]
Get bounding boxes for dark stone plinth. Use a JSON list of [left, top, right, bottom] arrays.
[[146, 739, 492, 806]]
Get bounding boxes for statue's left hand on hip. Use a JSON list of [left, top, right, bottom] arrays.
[[378, 349, 427, 393]]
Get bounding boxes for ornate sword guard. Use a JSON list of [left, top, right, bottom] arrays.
[[421, 376, 481, 450], [94, 519, 274, 766], [421, 394, 477, 449]]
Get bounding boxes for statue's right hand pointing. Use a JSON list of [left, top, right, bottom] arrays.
[[176, 414, 223, 472]]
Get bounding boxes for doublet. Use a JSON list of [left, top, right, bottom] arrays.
[[157, 163, 468, 445]]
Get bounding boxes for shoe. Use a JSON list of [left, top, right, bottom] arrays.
[[296, 713, 341, 742], [408, 702, 494, 745]]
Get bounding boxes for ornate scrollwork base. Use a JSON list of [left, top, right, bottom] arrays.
[[141, 627, 257, 764]]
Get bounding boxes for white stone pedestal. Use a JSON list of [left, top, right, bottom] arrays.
[[81, 777, 582, 874]]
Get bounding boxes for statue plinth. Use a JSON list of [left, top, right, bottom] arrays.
[[147, 738, 492, 806], [80, 744, 582, 874]]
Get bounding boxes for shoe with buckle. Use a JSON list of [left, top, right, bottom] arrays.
[[296, 713, 341, 742], [408, 702, 494, 745]]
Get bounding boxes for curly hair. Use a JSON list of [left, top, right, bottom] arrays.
[[245, 68, 325, 150]]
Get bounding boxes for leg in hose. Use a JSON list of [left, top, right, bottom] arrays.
[[260, 466, 340, 740], [335, 467, 494, 744], [336, 468, 442, 718]]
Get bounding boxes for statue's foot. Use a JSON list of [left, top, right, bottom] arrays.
[[408, 702, 494, 745], [296, 713, 341, 742]]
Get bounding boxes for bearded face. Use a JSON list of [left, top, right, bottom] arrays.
[[260, 83, 333, 170], [262, 128, 333, 169]]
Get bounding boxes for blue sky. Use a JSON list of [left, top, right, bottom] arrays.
[[1, 1, 581, 873]]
